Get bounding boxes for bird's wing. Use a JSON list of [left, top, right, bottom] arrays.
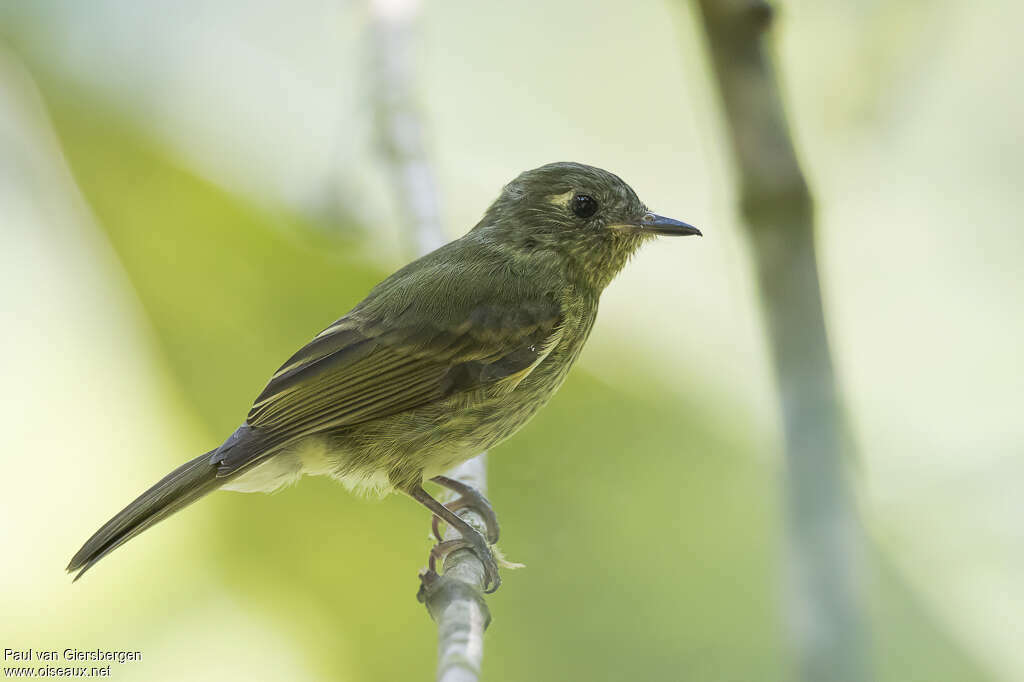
[[213, 262, 561, 475]]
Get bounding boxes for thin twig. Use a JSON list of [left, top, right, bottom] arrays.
[[367, 1, 490, 680], [368, 0, 446, 254], [418, 458, 492, 682], [692, 1, 870, 680]]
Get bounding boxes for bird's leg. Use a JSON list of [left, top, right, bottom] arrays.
[[429, 475, 500, 544], [408, 484, 502, 593]]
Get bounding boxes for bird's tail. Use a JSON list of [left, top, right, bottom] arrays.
[[67, 450, 221, 581]]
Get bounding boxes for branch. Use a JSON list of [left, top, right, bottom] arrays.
[[692, 1, 870, 680], [368, 0, 446, 254], [367, 1, 490, 679], [417, 458, 492, 682]]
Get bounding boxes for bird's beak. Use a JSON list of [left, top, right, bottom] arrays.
[[637, 212, 702, 237]]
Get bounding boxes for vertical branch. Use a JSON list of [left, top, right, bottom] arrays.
[[418, 458, 492, 682], [368, 0, 446, 254], [366, 1, 490, 680], [692, 1, 870, 680]]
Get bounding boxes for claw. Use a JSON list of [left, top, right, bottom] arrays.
[[409, 480, 503, 593], [429, 532, 502, 593], [431, 476, 500, 544]]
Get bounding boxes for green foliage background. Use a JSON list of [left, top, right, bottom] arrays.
[[1, 69, 986, 681]]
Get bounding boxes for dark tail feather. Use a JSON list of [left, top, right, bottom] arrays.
[[67, 450, 221, 581]]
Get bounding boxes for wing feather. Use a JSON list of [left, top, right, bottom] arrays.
[[214, 293, 560, 475]]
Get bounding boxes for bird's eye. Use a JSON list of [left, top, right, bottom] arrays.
[[571, 194, 598, 219]]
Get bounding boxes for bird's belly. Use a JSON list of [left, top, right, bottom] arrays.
[[314, 370, 565, 492], [433, 391, 548, 457], [218, 392, 548, 497]]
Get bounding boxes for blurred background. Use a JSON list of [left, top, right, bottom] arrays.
[[1, 0, 1021, 680]]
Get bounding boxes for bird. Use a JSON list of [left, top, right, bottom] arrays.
[[67, 162, 701, 592]]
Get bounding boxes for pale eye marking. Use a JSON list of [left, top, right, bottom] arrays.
[[545, 190, 574, 206]]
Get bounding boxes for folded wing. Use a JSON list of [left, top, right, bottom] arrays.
[[213, 282, 561, 476]]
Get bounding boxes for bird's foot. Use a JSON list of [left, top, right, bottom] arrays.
[[430, 475, 500, 544], [428, 529, 502, 593]]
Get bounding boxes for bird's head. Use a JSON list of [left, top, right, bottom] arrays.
[[474, 162, 700, 291]]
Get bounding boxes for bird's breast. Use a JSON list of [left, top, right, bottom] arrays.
[[481, 289, 598, 433]]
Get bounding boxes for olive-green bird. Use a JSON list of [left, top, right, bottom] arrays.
[[68, 162, 700, 591]]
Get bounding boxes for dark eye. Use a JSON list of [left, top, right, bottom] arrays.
[[571, 194, 598, 219]]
